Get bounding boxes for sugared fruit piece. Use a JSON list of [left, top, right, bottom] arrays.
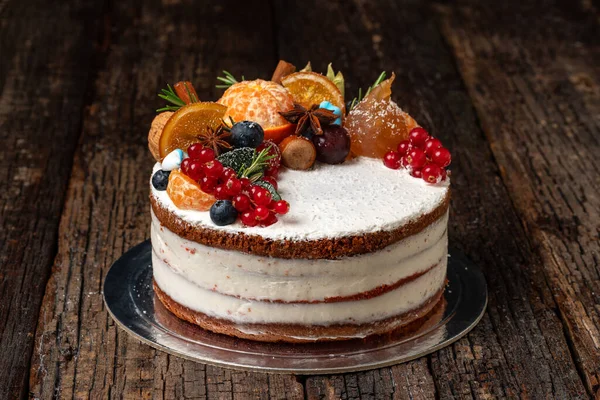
[[279, 136, 316, 170], [151, 170, 170, 191], [159, 102, 227, 160], [148, 111, 173, 161], [217, 147, 256, 173], [311, 125, 351, 165], [167, 170, 215, 211], [210, 200, 238, 226], [345, 73, 419, 158], [230, 121, 265, 148]]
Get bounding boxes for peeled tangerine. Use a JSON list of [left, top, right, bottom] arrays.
[[167, 170, 215, 211], [345, 73, 419, 159]]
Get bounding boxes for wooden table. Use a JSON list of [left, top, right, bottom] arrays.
[[1, 0, 598, 398]]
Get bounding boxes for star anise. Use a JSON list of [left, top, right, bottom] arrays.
[[196, 125, 232, 155], [279, 103, 337, 136]]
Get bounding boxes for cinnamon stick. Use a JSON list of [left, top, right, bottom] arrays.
[[271, 60, 296, 84], [173, 81, 199, 104]]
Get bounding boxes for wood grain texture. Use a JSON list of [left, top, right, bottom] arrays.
[[273, 0, 591, 398], [437, 0, 600, 397], [28, 0, 302, 399], [0, 0, 103, 398]]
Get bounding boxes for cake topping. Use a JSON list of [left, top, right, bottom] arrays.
[[159, 102, 227, 159], [384, 126, 451, 184], [151, 170, 170, 191], [161, 149, 185, 171], [167, 170, 215, 211], [312, 125, 351, 165], [149, 59, 452, 227], [281, 71, 346, 118], [209, 200, 238, 226], [279, 103, 337, 136], [278, 136, 317, 170]]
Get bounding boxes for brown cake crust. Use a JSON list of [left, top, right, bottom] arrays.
[[150, 191, 450, 259], [154, 281, 445, 343]]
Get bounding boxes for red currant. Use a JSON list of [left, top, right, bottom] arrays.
[[239, 177, 252, 190], [233, 194, 251, 212], [252, 187, 272, 206], [273, 200, 289, 215], [214, 185, 231, 200], [240, 211, 258, 227], [254, 206, 270, 221], [422, 163, 443, 184], [383, 151, 401, 169], [224, 178, 242, 196], [397, 140, 411, 156], [410, 168, 423, 178], [203, 160, 224, 178], [187, 144, 204, 159], [261, 176, 278, 190], [180, 158, 191, 175], [200, 176, 217, 194], [220, 167, 236, 181], [409, 127, 429, 148], [261, 212, 278, 227], [248, 184, 260, 196], [186, 159, 205, 181], [424, 138, 442, 156], [197, 148, 215, 163], [264, 166, 279, 178], [432, 147, 451, 168], [406, 148, 427, 169]]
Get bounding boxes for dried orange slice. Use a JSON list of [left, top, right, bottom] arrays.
[[159, 102, 227, 160], [218, 79, 295, 144], [166, 170, 215, 211], [345, 73, 418, 159], [281, 72, 346, 117]]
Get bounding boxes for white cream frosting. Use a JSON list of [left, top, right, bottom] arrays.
[[151, 211, 448, 302], [153, 254, 447, 326], [151, 157, 449, 241]]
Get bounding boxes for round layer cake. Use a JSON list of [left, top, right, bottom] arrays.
[[150, 156, 450, 342]]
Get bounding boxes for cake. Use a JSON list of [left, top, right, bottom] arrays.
[[148, 61, 452, 342]]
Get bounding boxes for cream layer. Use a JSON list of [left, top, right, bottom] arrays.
[[153, 255, 447, 325], [151, 211, 448, 302]]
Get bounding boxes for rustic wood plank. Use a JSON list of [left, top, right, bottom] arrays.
[[0, 1, 104, 398], [437, 1, 600, 397], [273, 0, 589, 398], [29, 1, 303, 399]]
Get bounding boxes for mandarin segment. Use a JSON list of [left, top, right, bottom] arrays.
[[167, 170, 215, 211], [159, 102, 227, 160], [218, 79, 294, 129], [344, 73, 419, 159], [281, 72, 346, 117]]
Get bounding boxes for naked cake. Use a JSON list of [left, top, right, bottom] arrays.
[[148, 61, 452, 342]]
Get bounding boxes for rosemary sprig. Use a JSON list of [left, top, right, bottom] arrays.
[[348, 71, 387, 111], [156, 84, 186, 112], [216, 70, 245, 89], [239, 148, 276, 182]]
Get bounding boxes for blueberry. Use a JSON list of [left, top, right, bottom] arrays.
[[209, 200, 238, 226], [152, 170, 170, 191], [230, 121, 264, 148]]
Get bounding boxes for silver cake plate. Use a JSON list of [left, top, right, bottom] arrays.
[[104, 240, 487, 375]]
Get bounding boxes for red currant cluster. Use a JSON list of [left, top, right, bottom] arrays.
[[383, 127, 451, 183], [181, 142, 289, 227]]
